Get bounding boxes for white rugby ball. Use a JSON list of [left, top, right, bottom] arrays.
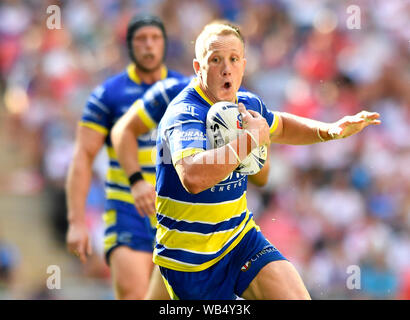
[[206, 101, 267, 175]]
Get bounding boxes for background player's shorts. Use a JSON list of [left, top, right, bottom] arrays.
[[159, 227, 287, 300], [103, 199, 156, 265]]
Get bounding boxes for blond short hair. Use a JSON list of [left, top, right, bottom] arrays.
[[195, 21, 244, 60]]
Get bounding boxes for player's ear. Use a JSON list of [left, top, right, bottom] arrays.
[[193, 59, 201, 76], [192, 59, 201, 76], [243, 58, 247, 69]]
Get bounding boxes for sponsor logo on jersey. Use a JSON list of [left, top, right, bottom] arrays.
[[210, 172, 246, 192], [181, 105, 198, 117], [174, 129, 206, 141], [241, 245, 279, 271], [236, 114, 243, 129]]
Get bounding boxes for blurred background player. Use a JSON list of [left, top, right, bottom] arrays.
[[111, 76, 191, 299], [65, 14, 185, 299], [111, 77, 192, 216]]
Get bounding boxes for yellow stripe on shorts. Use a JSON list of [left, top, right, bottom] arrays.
[[102, 209, 116, 228], [104, 233, 117, 252]]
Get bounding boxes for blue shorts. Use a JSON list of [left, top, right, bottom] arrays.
[[159, 227, 287, 300], [103, 200, 156, 265]]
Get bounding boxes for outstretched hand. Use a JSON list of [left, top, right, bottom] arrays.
[[328, 111, 381, 139]]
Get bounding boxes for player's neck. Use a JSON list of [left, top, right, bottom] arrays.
[[134, 64, 165, 85]]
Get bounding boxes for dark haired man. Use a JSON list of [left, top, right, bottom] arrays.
[[65, 14, 184, 299]]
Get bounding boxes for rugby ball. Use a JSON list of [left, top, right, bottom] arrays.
[[206, 101, 267, 175]]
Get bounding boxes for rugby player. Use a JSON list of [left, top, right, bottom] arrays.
[[152, 21, 380, 299], [65, 14, 185, 299]]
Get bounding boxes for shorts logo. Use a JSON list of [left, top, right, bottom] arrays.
[[241, 245, 278, 272], [241, 261, 251, 272], [118, 232, 133, 244], [250, 246, 278, 263]]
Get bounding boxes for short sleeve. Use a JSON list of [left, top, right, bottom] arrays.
[[258, 99, 279, 135], [80, 85, 111, 136], [165, 117, 207, 165], [244, 93, 279, 135], [133, 78, 191, 129]]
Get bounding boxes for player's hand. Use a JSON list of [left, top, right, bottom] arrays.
[[328, 110, 381, 139], [130, 180, 156, 217], [66, 220, 92, 264], [238, 103, 270, 147]]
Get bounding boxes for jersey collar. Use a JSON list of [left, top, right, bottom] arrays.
[[192, 77, 238, 107]]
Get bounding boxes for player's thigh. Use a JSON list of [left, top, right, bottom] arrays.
[[241, 260, 311, 300], [110, 246, 154, 299], [144, 265, 170, 300]]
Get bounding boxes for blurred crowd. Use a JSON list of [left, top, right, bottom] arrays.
[[0, 0, 409, 299]]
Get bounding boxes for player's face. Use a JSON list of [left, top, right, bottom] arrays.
[[195, 34, 246, 103], [131, 26, 165, 73]]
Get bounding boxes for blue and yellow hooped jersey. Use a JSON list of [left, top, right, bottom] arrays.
[[154, 78, 279, 272], [80, 64, 187, 206]]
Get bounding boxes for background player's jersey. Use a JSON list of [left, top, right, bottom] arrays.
[[80, 64, 185, 205], [131, 76, 193, 132], [154, 78, 279, 272]]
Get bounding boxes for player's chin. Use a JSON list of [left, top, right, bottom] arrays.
[[217, 88, 236, 102], [138, 59, 163, 72]]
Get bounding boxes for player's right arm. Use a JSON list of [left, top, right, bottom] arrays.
[[66, 125, 106, 263], [174, 104, 270, 194]]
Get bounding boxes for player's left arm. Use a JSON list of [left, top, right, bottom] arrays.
[[270, 110, 381, 145]]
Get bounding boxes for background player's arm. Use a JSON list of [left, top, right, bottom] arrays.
[[111, 105, 156, 216], [111, 105, 150, 176], [66, 125, 106, 263], [270, 111, 380, 145]]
